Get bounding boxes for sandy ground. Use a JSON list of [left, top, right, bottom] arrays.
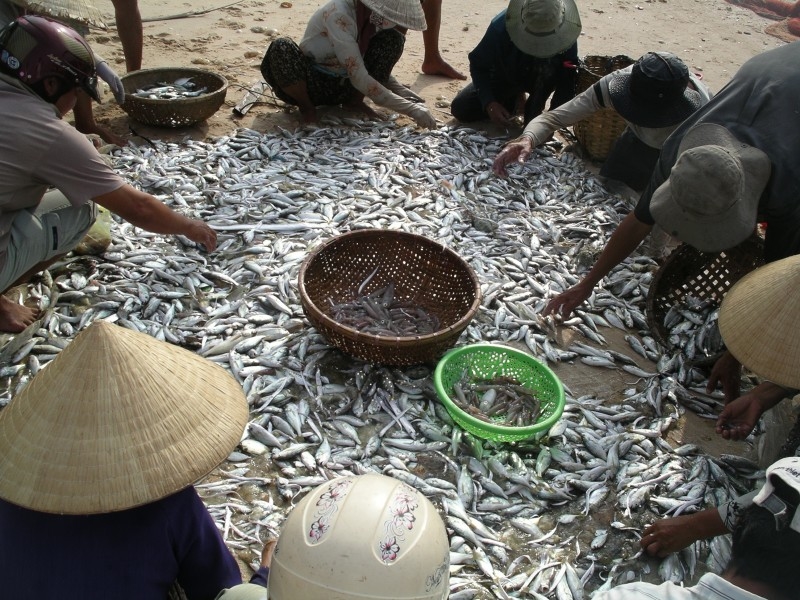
[[83, 0, 793, 143]]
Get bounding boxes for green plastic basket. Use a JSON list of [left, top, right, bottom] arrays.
[[434, 344, 565, 443]]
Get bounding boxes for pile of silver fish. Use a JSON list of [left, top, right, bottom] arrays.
[[452, 374, 543, 427], [328, 283, 441, 336], [0, 117, 761, 599], [661, 296, 725, 363], [131, 76, 208, 100]]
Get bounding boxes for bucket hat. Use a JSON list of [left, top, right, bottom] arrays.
[[505, 0, 581, 58], [0, 320, 249, 515], [650, 123, 771, 252], [360, 0, 427, 31], [718, 254, 800, 389], [607, 52, 702, 128], [753, 457, 800, 533]]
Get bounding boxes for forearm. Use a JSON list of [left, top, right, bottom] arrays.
[[521, 89, 600, 146], [580, 212, 652, 288], [94, 185, 196, 236], [751, 382, 796, 413]]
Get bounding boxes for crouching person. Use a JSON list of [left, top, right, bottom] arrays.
[[0, 16, 216, 334]]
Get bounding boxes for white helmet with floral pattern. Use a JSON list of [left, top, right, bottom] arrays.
[[268, 473, 449, 599]]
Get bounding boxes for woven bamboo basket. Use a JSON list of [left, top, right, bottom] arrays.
[[572, 55, 634, 161], [646, 235, 765, 366], [120, 68, 228, 128], [298, 230, 482, 366]]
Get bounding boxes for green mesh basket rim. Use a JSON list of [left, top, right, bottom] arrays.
[[433, 343, 566, 442]]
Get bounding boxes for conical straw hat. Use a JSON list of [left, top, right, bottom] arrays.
[[360, 0, 427, 31], [719, 254, 800, 389], [0, 321, 249, 514], [21, 0, 106, 27]]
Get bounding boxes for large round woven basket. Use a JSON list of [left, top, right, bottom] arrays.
[[120, 68, 228, 128], [298, 230, 482, 366], [572, 55, 634, 161], [646, 235, 765, 366]]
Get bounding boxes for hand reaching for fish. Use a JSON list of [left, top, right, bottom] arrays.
[[543, 283, 592, 319], [492, 136, 533, 177], [706, 351, 742, 402], [184, 220, 217, 252]]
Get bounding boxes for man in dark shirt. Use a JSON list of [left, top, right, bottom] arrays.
[[544, 42, 800, 319], [0, 321, 249, 599], [450, 0, 581, 127]]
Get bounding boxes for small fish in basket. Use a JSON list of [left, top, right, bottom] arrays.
[[451, 371, 542, 427], [132, 77, 208, 100]]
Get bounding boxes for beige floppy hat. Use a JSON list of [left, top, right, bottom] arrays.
[[360, 0, 427, 31], [650, 123, 772, 253], [0, 320, 249, 515], [719, 254, 800, 389], [505, 0, 581, 58]]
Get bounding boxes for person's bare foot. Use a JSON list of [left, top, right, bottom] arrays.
[[421, 57, 466, 80], [0, 295, 39, 333], [342, 99, 381, 120]]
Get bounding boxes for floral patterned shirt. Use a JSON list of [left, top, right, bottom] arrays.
[[299, 0, 419, 117]]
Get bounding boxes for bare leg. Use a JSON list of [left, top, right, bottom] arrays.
[[0, 295, 38, 333], [72, 91, 126, 146], [0, 256, 64, 333], [110, 0, 143, 71], [421, 0, 466, 80], [279, 81, 318, 124]]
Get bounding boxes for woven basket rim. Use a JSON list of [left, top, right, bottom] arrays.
[[120, 67, 229, 103], [298, 230, 482, 350], [645, 237, 765, 363]]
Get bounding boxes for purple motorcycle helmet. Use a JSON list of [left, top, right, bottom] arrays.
[[0, 15, 100, 102]]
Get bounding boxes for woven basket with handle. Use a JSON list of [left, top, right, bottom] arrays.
[[298, 229, 482, 366], [572, 55, 634, 161]]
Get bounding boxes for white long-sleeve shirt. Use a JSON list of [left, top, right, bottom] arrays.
[[521, 65, 712, 149]]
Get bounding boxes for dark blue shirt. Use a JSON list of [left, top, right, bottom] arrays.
[[0, 486, 242, 600], [634, 41, 800, 262], [467, 10, 578, 111]]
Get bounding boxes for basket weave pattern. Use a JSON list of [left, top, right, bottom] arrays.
[[572, 55, 634, 161], [298, 230, 481, 366], [120, 68, 228, 128], [434, 344, 565, 443], [646, 236, 765, 365]]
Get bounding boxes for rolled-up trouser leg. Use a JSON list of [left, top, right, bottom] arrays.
[[0, 190, 96, 291], [260, 37, 312, 105]]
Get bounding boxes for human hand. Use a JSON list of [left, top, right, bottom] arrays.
[[96, 60, 125, 104], [184, 220, 217, 252], [640, 515, 701, 557], [492, 137, 533, 177], [716, 392, 765, 440], [409, 105, 437, 129], [706, 351, 742, 403], [543, 283, 592, 319], [260, 539, 278, 568], [485, 101, 511, 126]]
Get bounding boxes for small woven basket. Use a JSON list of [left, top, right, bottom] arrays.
[[646, 235, 765, 366], [119, 68, 228, 128], [572, 54, 634, 161], [434, 344, 565, 443], [298, 229, 482, 366]]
